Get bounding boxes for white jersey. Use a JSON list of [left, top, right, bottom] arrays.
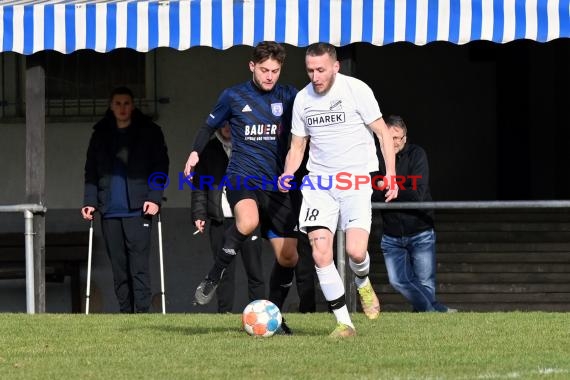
[[292, 73, 381, 176]]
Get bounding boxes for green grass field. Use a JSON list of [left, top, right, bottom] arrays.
[[1, 312, 568, 379]]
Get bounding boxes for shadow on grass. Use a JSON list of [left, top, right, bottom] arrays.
[[135, 324, 328, 337], [110, 312, 337, 337]]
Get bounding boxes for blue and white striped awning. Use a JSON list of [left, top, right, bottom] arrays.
[[1, 0, 569, 54]]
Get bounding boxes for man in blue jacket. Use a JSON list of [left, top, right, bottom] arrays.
[[81, 86, 169, 313]]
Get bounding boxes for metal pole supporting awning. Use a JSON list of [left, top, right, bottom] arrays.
[[0, 204, 46, 314]]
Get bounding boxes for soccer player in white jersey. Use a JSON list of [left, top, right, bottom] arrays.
[[278, 42, 398, 338]]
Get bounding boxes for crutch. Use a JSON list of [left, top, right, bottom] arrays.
[[85, 216, 94, 315], [157, 212, 166, 314]]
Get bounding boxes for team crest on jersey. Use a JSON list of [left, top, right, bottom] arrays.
[[271, 103, 283, 116], [330, 99, 343, 111]]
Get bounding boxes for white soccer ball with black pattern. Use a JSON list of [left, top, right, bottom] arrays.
[[242, 299, 282, 337]]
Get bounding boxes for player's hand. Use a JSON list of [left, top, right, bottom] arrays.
[[143, 201, 160, 215], [384, 174, 399, 202], [184, 151, 199, 178], [194, 220, 206, 234], [278, 173, 294, 192], [81, 206, 96, 220]]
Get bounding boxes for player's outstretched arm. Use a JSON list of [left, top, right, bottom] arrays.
[[183, 125, 216, 177], [184, 151, 199, 177], [370, 117, 398, 202], [279, 135, 308, 192]]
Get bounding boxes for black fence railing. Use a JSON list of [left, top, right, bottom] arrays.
[[339, 200, 570, 312]]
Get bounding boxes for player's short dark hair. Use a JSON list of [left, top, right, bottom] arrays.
[[252, 41, 287, 65], [306, 42, 337, 61], [109, 86, 134, 102], [385, 115, 408, 134]]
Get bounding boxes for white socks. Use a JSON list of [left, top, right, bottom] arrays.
[[316, 262, 354, 328], [349, 252, 370, 289]]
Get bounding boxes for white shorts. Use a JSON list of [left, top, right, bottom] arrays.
[[299, 176, 372, 234]]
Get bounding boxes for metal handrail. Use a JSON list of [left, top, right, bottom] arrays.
[[0, 204, 47, 314], [338, 200, 570, 312], [371, 200, 570, 210], [0, 204, 46, 213]]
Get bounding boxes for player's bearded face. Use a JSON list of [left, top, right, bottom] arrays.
[[306, 53, 340, 95], [250, 58, 282, 91]]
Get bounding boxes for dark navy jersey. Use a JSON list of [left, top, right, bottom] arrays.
[[206, 80, 298, 191]]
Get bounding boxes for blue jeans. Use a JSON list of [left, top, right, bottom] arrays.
[[381, 229, 448, 312]]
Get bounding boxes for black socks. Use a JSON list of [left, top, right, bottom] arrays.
[[208, 223, 249, 281], [268, 262, 295, 310]]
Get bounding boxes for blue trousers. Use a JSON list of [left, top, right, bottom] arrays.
[[381, 229, 448, 312]]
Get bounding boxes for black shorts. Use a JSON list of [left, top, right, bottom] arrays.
[[227, 186, 298, 239]]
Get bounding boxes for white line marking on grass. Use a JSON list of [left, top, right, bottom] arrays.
[[538, 367, 568, 375], [473, 367, 569, 379]]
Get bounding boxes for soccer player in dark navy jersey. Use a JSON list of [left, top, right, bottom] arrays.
[[207, 79, 296, 190], [184, 41, 299, 333]]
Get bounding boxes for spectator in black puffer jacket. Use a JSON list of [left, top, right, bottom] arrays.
[[81, 86, 169, 313]]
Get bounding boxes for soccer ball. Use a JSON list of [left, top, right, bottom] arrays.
[[242, 300, 282, 337]]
